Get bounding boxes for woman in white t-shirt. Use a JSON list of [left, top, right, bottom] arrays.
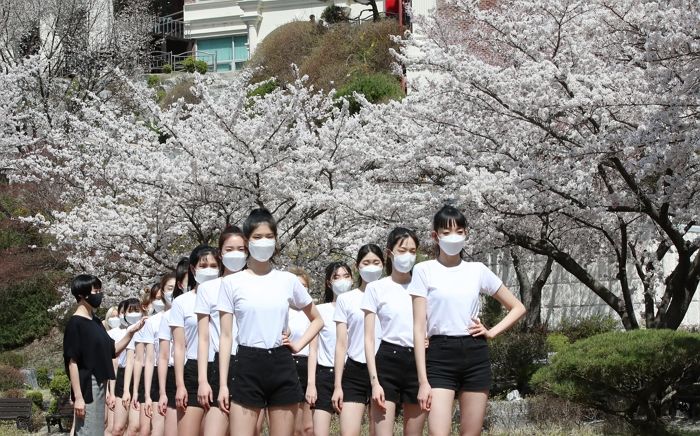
[[170, 245, 221, 435], [332, 244, 384, 436], [409, 205, 526, 436], [157, 258, 187, 436], [105, 305, 122, 436], [308, 261, 352, 436], [118, 298, 146, 436], [362, 227, 426, 436], [194, 226, 247, 436], [287, 267, 314, 436], [217, 208, 323, 436]]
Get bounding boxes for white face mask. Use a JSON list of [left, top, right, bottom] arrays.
[[164, 291, 173, 304], [392, 252, 416, 273], [152, 299, 165, 313], [331, 278, 353, 295], [248, 238, 276, 262], [438, 234, 466, 256], [195, 267, 219, 284], [222, 251, 247, 272], [359, 265, 383, 283], [125, 312, 142, 326], [107, 317, 121, 329]]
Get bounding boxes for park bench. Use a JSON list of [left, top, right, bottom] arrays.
[[0, 398, 33, 430], [46, 400, 73, 433]]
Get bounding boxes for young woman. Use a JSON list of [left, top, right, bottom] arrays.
[[308, 262, 352, 436], [194, 226, 247, 436], [410, 205, 526, 436], [63, 275, 145, 436], [122, 299, 147, 436], [157, 265, 184, 436], [135, 279, 172, 436], [112, 298, 143, 436], [170, 246, 220, 435], [132, 285, 160, 436], [332, 244, 384, 436], [217, 208, 324, 436], [104, 305, 121, 436], [362, 228, 426, 436], [287, 267, 314, 436]]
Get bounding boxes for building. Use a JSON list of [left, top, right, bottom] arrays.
[[182, 0, 438, 72]]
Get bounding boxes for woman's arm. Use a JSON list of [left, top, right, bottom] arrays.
[[363, 311, 384, 409], [172, 326, 187, 410], [305, 336, 318, 406], [412, 296, 431, 412], [470, 285, 526, 338], [132, 342, 145, 409], [331, 322, 348, 412], [114, 319, 146, 355], [289, 304, 323, 353], [122, 349, 134, 407], [67, 359, 86, 419], [217, 311, 233, 413], [144, 343, 155, 416], [157, 339, 170, 416], [196, 314, 212, 410]]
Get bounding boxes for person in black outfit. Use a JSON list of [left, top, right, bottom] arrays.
[[63, 274, 146, 435]]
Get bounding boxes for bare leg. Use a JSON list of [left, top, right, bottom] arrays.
[[150, 407, 165, 436], [427, 388, 456, 436], [105, 405, 114, 436], [268, 404, 299, 436], [301, 402, 314, 436], [112, 401, 129, 436], [457, 390, 488, 436], [370, 401, 396, 436], [312, 410, 332, 436], [338, 403, 365, 436], [163, 407, 178, 436], [230, 402, 262, 436], [402, 403, 427, 436], [202, 405, 230, 436], [126, 407, 140, 435], [176, 406, 205, 436], [138, 405, 150, 436]]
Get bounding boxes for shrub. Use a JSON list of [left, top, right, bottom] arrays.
[[162, 63, 173, 74], [179, 57, 208, 74], [545, 333, 570, 353], [49, 372, 71, 400], [47, 398, 58, 414], [321, 5, 350, 23], [0, 364, 24, 391], [2, 388, 24, 398], [531, 329, 700, 431], [0, 351, 26, 368], [527, 394, 604, 431], [489, 329, 548, 396], [36, 367, 50, 389], [25, 390, 43, 409], [557, 314, 618, 342], [248, 79, 279, 98], [146, 75, 161, 88], [0, 274, 60, 350], [336, 73, 404, 114]]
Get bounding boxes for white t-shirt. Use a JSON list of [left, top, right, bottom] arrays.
[[108, 327, 128, 368], [217, 269, 313, 349], [316, 303, 337, 367], [288, 308, 310, 357], [194, 277, 239, 356], [334, 289, 380, 363], [408, 260, 502, 337], [361, 277, 414, 347], [158, 309, 175, 367], [169, 292, 214, 362], [135, 311, 163, 367]]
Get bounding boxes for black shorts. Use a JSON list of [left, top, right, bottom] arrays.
[[184, 359, 203, 408], [114, 367, 126, 398], [427, 335, 491, 392], [376, 341, 419, 404], [149, 367, 160, 402], [165, 366, 176, 409], [137, 369, 146, 403], [341, 358, 370, 405], [313, 365, 335, 414], [230, 345, 303, 408], [293, 355, 309, 394]]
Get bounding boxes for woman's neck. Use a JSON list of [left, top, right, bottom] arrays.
[[75, 301, 92, 318], [247, 258, 272, 276], [391, 271, 411, 285], [359, 282, 367, 292], [437, 253, 461, 268]]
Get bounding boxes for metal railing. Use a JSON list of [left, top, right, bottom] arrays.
[[149, 51, 173, 73], [153, 11, 191, 40], [171, 50, 218, 73]]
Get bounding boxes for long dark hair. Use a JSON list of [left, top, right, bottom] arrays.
[[173, 257, 189, 299], [355, 243, 384, 286], [385, 227, 420, 275], [187, 245, 220, 289], [243, 208, 278, 239], [323, 261, 352, 303]]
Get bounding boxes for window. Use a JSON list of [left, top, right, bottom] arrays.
[[197, 35, 249, 72]]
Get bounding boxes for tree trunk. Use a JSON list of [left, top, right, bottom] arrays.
[[511, 249, 554, 331], [369, 0, 380, 21]]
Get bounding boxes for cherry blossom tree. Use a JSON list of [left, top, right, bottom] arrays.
[[380, 0, 700, 329]]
